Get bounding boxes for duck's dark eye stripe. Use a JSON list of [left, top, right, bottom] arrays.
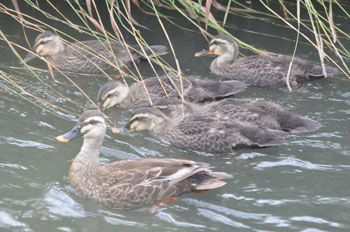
[[210, 41, 219, 46], [80, 120, 98, 127], [36, 38, 52, 46], [127, 116, 148, 128], [90, 120, 99, 125]]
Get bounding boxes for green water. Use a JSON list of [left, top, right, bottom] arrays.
[[1, 2, 350, 232]]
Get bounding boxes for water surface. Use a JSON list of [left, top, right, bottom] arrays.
[[1, 2, 350, 232]]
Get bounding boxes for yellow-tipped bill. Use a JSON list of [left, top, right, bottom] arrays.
[[55, 125, 82, 142], [194, 49, 214, 57], [56, 135, 70, 143], [111, 127, 127, 134], [111, 128, 121, 134]]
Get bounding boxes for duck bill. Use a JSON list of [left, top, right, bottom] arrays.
[[23, 46, 38, 63], [97, 102, 105, 111], [56, 125, 82, 142], [194, 49, 214, 57], [111, 127, 127, 134]]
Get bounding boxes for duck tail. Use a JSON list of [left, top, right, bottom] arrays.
[[272, 108, 321, 133], [131, 44, 168, 59], [258, 130, 288, 147], [194, 171, 232, 190], [207, 80, 247, 98], [288, 117, 321, 133], [308, 64, 339, 78], [240, 127, 288, 148], [148, 45, 169, 57], [195, 179, 227, 190]]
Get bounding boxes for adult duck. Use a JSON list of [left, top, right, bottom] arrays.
[[56, 110, 231, 209], [124, 107, 288, 153], [98, 72, 246, 110], [24, 31, 168, 74], [195, 34, 338, 87]]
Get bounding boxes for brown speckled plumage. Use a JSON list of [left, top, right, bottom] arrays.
[[196, 34, 339, 87], [197, 98, 320, 133], [126, 107, 288, 153], [57, 110, 231, 209], [97, 72, 246, 110], [24, 31, 168, 74]]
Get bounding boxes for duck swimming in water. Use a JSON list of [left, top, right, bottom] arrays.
[[195, 34, 339, 87], [97, 72, 246, 110], [124, 106, 289, 153], [56, 110, 231, 209], [24, 31, 168, 74], [122, 94, 320, 153]]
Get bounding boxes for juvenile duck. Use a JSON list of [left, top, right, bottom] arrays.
[[197, 98, 320, 133], [124, 107, 288, 153], [195, 34, 339, 87], [56, 110, 231, 209], [98, 72, 246, 110], [122, 97, 319, 135], [24, 31, 168, 74]]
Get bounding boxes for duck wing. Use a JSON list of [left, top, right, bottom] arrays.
[[102, 158, 231, 207], [163, 115, 287, 152]]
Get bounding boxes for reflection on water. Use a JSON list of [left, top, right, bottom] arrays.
[[1, 1, 350, 232]]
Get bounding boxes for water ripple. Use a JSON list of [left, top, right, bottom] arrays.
[[156, 211, 206, 229], [256, 157, 334, 171], [2, 136, 54, 150], [197, 208, 250, 228], [290, 216, 344, 228], [104, 215, 146, 227], [0, 211, 26, 229], [183, 198, 267, 220], [44, 185, 85, 218]]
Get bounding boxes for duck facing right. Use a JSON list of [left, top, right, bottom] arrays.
[[195, 34, 339, 88]]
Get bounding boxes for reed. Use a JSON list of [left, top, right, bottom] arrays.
[[0, 0, 349, 120]]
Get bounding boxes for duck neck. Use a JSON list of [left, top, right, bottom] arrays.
[[151, 115, 173, 136], [113, 84, 131, 108], [80, 136, 104, 160], [72, 136, 104, 173], [69, 136, 104, 192], [46, 41, 67, 63]]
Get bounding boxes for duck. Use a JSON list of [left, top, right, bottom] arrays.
[[123, 107, 288, 153], [195, 34, 339, 87], [23, 31, 168, 74], [120, 96, 319, 135], [196, 98, 320, 133], [56, 110, 231, 210], [97, 72, 247, 110]]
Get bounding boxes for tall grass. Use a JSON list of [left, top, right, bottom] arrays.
[[0, 0, 349, 120]]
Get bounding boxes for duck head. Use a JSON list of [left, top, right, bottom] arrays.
[[97, 81, 130, 110], [124, 108, 167, 133], [195, 34, 239, 61], [24, 31, 65, 63], [56, 110, 106, 143]]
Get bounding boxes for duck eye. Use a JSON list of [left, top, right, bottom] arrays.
[[36, 38, 51, 46], [40, 40, 49, 45], [89, 120, 98, 125], [107, 91, 117, 99]]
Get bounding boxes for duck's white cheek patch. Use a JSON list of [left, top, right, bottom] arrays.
[[103, 98, 112, 109], [35, 45, 44, 55], [214, 47, 223, 56]]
